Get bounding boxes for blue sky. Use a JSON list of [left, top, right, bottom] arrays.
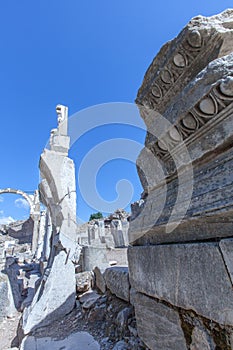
[[0, 1, 232, 223]]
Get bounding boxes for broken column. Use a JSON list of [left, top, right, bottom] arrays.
[[22, 105, 80, 333], [128, 10, 233, 350]]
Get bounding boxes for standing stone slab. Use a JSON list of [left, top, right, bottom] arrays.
[[104, 266, 130, 302], [0, 272, 17, 319], [133, 292, 187, 350], [23, 251, 76, 334], [128, 243, 233, 326], [93, 266, 106, 294]]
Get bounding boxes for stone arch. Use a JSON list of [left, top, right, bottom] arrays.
[[0, 188, 34, 215]]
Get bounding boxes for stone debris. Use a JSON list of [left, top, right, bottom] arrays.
[[22, 251, 76, 334], [76, 271, 94, 293], [104, 267, 130, 302], [79, 290, 101, 309]]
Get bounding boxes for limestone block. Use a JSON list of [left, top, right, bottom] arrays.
[[75, 271, 93, 293], [22, 251, 76, 334], [129, 10, 233, 246], [83, 246, 109, 271], [137, 10, 233, 120], [0, 272, 17, 319], [219, 238, 233, 285], [104, 266, 130, 302], [39, 151, 77, 257], [78, 290, 101, 309], [133, 292, 187, 350], [93, 266, 106, 294], [128, 243, 233, 325], [110, 220, 125, 247], [129, 54, 233, 245]]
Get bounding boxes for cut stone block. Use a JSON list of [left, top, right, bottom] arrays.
[[22, 251, 76, 334], [104, 266, 130, 302], [128, 243, 233, 325], [219, 238, 233, 285], [93, 266, 106, 294], [133, 292, 187, 350]]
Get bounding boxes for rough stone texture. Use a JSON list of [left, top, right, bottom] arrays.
[[219, 238, 233, 285], [136, 9, 233, 119], [75, 271, 93, 293], [93, 266, 106, 294], [7, 218, 34, 244], [22, 250, 75, 334], [106, 248, 128, 266], [78, 209, 129, 248], [0, 272, 17, 319], [39, 105, 79, 260], [129, 10, 233, 245], [83, 246, 109, 271], [190, 326, 215, 350], [20, 332, 100, 350], [104, 266, 130, 302], [21, 105, 81, 333], [112, 340, 128, 350], [132, 292, 187, 350], [78, 290, 101, 309], [128, 243, 233, 326], [130, 53, 233, 245]]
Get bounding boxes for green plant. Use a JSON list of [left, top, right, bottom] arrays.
[[89, 212, 103, 221]]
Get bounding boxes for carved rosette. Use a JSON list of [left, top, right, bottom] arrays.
[[143, 30, 204, 110], [150, 76, 233, 158]]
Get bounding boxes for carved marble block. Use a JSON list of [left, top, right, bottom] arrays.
[[129, 10, 233, 245]]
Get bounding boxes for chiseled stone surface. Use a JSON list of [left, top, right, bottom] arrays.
[[39, 105, 79, 260], [104, 266, 130, 302], [128, 243, 233, 325], [219, 238, 233, 285], [133, 292, 187, 350], [129, 9, 233, 246], [0, 272, 17, 319], [94, 266, 106, 294], [137, 9, 233, 119], [22, 251, 76, 334]]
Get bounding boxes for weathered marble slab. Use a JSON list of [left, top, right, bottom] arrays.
[[104, 266, 130, 302], [130, 145, 233, 245], [132, 291, 187, 350], [23, 251, 76, 334], [137, 9, 233, 120], [129, 52, 233, 244], [128, 243, 233, 326]]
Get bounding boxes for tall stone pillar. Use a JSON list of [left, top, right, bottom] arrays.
[[31, 190, 41, 254], [35, 211, 46, 260], [23, 105, 80, 334]]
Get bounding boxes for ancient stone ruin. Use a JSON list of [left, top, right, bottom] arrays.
[[128, 9, 233, 350], [0, 8, 233, 350]]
